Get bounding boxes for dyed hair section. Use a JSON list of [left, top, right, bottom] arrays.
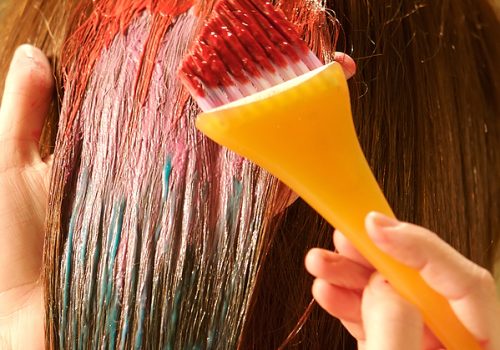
[[43, 1, 323, 348]]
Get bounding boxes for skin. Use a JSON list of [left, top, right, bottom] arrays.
[[1, 44, 497, 349], [305, 212, 500, 349], [0, 45, 51, 349]]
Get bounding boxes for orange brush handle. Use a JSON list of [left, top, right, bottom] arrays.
[[195, 63, 481, 349]]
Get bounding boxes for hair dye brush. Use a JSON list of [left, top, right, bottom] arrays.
[[178, 1, 480, 348]]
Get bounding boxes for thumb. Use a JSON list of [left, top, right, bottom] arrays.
[[334, 52, 356, 79], [0, 44, 53, 168], [362, 272, 423, 350]]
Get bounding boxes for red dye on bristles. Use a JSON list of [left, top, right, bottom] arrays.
[[251, 1, 311, 55], [219, 2, 280, 72], [229, 0, 299, 62], [225, 0, 288, 67], [61, 0, 194, 136], [180, 0, 311, 96], [203, 19, 249, 82], [213, 8, 261, 78]]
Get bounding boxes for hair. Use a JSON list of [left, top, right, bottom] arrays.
[[0, 0, 499, 349]]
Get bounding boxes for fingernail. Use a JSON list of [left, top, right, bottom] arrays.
[[334, 52, 357, 79], [368, 211, 399, 228], [319, 250, 340, 263], [15, 44, 36, 62], [23, 45, 35, 60]]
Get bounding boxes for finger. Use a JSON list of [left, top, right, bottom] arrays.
[[0, 45, 53, 165], [362, 272, 423, 350], [422, 325, 443, 350], [334, 52, 356, 79], [334, 230, 373, 268], [366, 212, 500, 346], [311, 278, 362, 323], [305, 248, 372, 290], [341, 320, 366, 342]]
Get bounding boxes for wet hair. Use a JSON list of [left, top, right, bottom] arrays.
[[0, 0, 499, 348]]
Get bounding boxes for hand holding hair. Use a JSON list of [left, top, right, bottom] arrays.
[[305, 212, 500, 350], [0, 44, 52, 349]]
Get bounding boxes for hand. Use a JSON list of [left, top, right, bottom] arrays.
[[305, 212, 500, 350], [0, 45, 53, 349]]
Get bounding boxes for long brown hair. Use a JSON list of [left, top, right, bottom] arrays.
[[1, 0, 499, 349]]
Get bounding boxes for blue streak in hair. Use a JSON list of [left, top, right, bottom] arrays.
[[106, 200, 125, 303], [95, 199, 123, 346], [119, 220, 140, 350], [80, 226, 89, 264], [231, 179, 243, 206], [84, 209, 102, 348], [228, 178, 243, 221], [162, 156, 173, 201], [98, 199, 125, 348], [154, 224, 162, 243], [165, 289, 182, 350], [108, 291, 120, 350]]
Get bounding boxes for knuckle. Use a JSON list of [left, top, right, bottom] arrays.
[[474, 266, 495, 291], [397, 222, 412, 232]]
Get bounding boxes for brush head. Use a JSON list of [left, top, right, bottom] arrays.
[[178, 0, 323, 111]]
